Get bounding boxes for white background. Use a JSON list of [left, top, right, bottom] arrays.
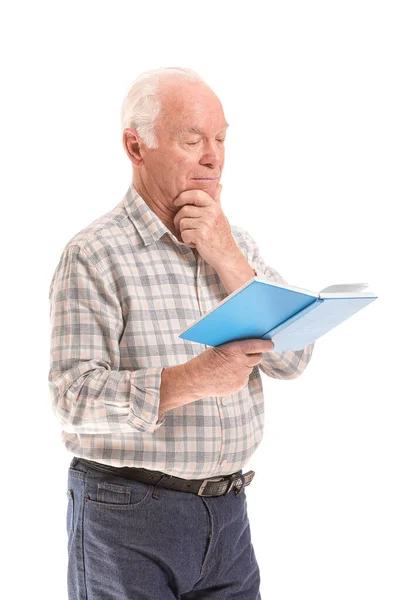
[[1, 1, 398, 598]]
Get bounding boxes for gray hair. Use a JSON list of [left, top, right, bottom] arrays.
[[120, 67, 205, 149]]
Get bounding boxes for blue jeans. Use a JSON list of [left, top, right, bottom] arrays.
[[66, 457, 261, 599]]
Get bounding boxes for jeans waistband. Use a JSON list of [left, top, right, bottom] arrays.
[[71, 457, 254, 498]]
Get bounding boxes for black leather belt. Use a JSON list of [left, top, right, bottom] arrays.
[[73, 457, 255, 497]]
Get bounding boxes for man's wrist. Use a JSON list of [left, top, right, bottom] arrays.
[[213, 251, 256, 296], [159, 362, 202, 416]]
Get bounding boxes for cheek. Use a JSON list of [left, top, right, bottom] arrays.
[[151, 153, 187, 182], [174, 156, 196, 178], [154, 147, 198, 185]]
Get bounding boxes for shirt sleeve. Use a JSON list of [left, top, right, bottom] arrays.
[[232, 226, 315, 380], [48, 244, 166, 434]]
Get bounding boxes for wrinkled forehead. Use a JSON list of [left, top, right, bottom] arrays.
[[157, 82, 227, 136]]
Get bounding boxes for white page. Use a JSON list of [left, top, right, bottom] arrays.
[[319, 283, 370, 293]]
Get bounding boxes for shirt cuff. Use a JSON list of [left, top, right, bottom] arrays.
[[127, 367, 166, 433]]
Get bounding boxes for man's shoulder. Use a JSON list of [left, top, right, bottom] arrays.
[[61, 199, 137, 269], [65, 205, 122, 251], [49, 205, 126, 299]]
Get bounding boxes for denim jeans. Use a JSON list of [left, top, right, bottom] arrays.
[[66, 457, 261, 599]]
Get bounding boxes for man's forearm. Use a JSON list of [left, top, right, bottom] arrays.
[[159, 362, 202, 418]]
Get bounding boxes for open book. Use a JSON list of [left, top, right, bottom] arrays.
[[178, 275, 378, 351]]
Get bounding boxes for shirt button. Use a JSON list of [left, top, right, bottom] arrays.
[[220, 397, 227, 406], [221, 460, 228, 468]]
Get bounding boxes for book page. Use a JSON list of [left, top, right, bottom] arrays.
[[319, 283, 370, 293], [265, 296, 377, 351]]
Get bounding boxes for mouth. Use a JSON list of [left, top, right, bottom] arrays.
[[192, 178, 219, 181]]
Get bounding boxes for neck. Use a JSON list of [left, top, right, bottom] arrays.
[[132, 173, 180, 240]]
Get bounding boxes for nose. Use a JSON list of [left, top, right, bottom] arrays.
[[200, 139, 224, 168]]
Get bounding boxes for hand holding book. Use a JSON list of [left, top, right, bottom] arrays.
[[183, 338, 275, 399]]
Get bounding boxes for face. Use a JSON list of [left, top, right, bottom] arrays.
[[140, 81, 228, 202]]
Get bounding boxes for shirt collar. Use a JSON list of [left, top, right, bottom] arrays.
[[123, 182, 172, 247]]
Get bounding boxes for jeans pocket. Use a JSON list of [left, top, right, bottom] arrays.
[[93, 478, 152, 508], [97, 481, 131, 505], [66, 489, 74, 535]]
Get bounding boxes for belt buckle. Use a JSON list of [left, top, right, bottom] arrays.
[[224, 473, 245, 496], [197, 476, 225, 497]]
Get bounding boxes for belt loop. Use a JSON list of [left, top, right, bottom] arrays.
[[152, 474, 171, 500]]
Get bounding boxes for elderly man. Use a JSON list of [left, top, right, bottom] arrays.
[[49, 67, 314, 600]]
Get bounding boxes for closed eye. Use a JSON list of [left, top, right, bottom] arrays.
[[187, 139, 225, 146]]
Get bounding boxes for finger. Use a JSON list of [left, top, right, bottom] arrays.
[[178, 217, 202, 234], [174, 190, 214, 208], [244, 343, 274, 354], [246, 353, 263, 366], [173, 206, 203, 231], [236, 339, 275, 353], [181, 229, 197, 247]]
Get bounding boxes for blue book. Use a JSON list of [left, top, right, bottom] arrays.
[[178, 275, 378, 351]]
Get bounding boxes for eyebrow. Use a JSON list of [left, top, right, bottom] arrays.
[[175, 124, 229, 137]]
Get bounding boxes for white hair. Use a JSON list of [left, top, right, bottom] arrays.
[[120, 67, 206, 149]]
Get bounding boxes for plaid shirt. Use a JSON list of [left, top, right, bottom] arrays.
[[48, 183, 315, 479]]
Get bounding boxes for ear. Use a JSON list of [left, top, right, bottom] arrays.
[[123, 129, 144, 166]]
